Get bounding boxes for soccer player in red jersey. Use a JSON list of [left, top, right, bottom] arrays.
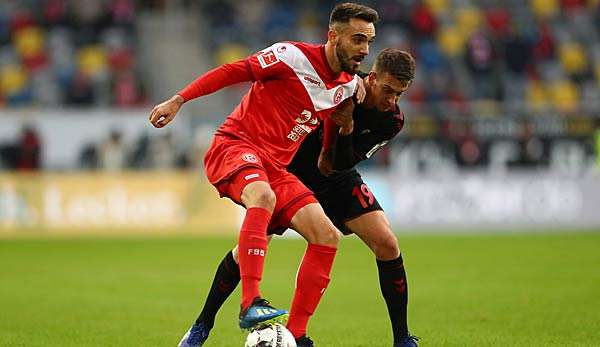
[[148, 3, 378, 346]]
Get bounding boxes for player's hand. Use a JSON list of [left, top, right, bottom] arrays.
[[331, 98, 354, 135], [149, 95, 184, 128], [318, 148, 336, 177], [355, 76, 366, 104]]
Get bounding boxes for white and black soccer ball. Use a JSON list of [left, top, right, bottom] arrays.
[[244, 324, 297, 347]]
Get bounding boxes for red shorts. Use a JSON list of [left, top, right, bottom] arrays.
[[204, 135, 318, 230]]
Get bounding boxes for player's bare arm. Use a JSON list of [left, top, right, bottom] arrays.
[[149, 94, 185, 128], [150, 58, 258, 129], [331, 97, 355, 135], [355, 76, 366, 104], [319, 93, 357, 177]]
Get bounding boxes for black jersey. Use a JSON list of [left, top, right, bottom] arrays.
[[287, 79, 405, 192]]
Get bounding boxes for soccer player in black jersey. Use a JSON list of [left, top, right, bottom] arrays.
[[182, 49, 417, 347]]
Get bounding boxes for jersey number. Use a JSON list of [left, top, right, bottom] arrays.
[[352, 184, 375, 209]]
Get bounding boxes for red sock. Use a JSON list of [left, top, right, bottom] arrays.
[[238, 207, 271, 309], [287, 243, 337, 338]]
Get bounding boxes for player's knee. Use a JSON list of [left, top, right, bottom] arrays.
[[313, 225, 340, 246], [248, 188, 276, 211], [372, 231, 400, 261]]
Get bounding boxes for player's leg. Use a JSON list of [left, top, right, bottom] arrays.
[[286, 203, 340, 342], [203, 137, 278, 316], [233, 177, 291, 330], [185, 250, 239, 346], [237, 179, 275, 308], [204, 141, 287, 329], [315, 172, 416, 346], [345, 211, 417, 347], [179, 235, 276, 347], [266, 171, 340, 344], [178, 251, 239, 347]]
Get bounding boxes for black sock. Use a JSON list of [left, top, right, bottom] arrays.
[[377, 254, 409, 342], [196, 250, 241, 330]]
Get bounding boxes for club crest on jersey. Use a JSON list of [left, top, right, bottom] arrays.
[[257, 50, 279, 68], [241, 153, 258, 163], [333, 86, 344, 105]]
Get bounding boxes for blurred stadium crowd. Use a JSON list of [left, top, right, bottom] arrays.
[[203, 0, 600, 115], [1, 0, 599, 172], [0, 0, 144, 107]]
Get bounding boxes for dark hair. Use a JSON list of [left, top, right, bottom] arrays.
[[374, 48, 416, 83], [329, 2, 379, 27]]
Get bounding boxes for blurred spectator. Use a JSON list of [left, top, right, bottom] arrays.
[[0, 125, 42, 170], [502, 27, 533, 75], [410, 3, 438, 38], [99, 130, 126, 171], [16, 126, 42, 171], [79, 143, 99, 170], [65, 72, 94, 105], [465, 31, 502, 100], [149, 131, 178, 170], [532, 21, 556, 63], [112, 70, 143, 107], [129, 133, 151, 169]]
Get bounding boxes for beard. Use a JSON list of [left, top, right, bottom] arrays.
[[336, 42, 360, 74]]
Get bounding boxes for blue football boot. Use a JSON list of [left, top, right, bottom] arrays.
[[393, 335, 419, 347], [239, 297, 289, 330], [177, 322, 209, 347]]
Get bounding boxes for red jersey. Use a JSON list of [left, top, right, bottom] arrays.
[[179, 42, 358, 168]]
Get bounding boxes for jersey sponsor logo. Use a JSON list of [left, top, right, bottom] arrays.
[[287, 124, 313, 142], [303, 76, 321, 87], [287, 132, 300, 142], [289, 110, 317, 142], [292, 124, 311, 137], [333, 86, 344, 105], [257, 50, 279, 68], [287, 124, 312, 142], [276, 46, 287, 53], [241, 153, 259, 163]]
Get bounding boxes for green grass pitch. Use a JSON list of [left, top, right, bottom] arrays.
[[1, 231, 599, 346]]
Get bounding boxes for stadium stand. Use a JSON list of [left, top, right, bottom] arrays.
[[199, 0, 600, 115], [0, 0, 144, 107]]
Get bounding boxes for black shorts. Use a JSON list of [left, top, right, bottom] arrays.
[[269, 170, 383, 236]]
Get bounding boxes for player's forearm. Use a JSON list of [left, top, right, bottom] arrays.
[[177, 60, 252, 102], [332, 133, 356, 170], [170, 94, 185, 106]]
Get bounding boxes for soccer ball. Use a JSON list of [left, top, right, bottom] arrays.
[[244, 323, 297, 347]]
